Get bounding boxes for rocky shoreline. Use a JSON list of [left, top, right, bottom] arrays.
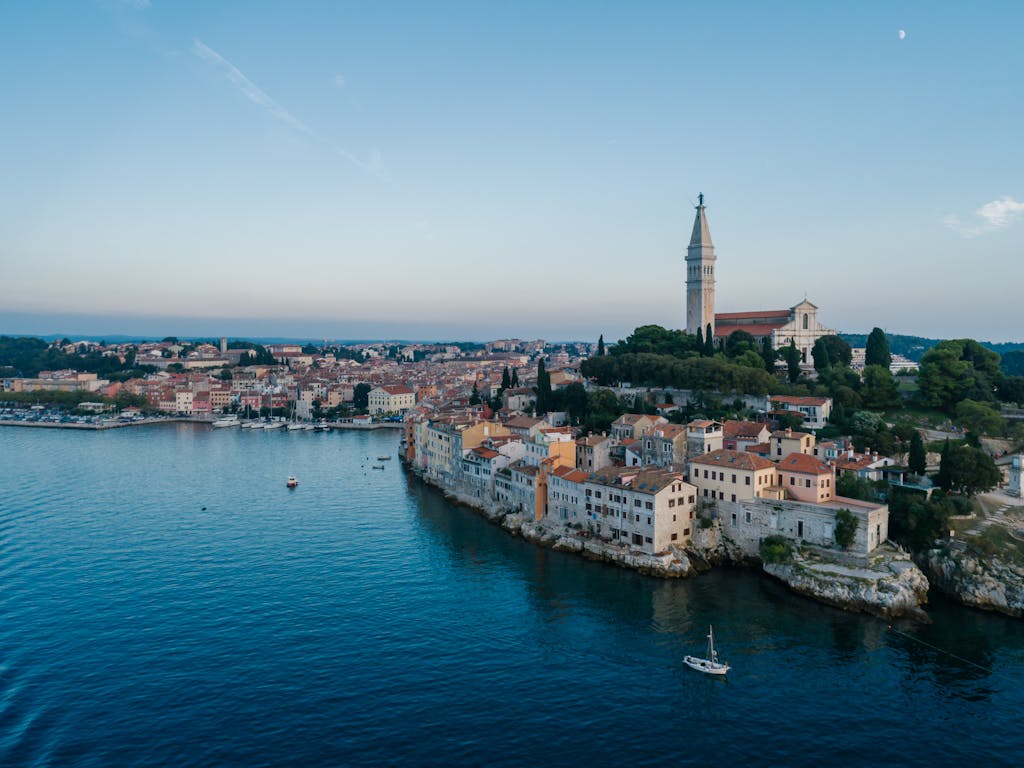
[[412, 467, 931, 620], [917, 542, 1024, 618]]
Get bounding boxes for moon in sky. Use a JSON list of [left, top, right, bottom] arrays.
[[898, 29, 906, 40]]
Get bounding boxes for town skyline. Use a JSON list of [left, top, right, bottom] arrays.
[[3, 2, 1023, 342]]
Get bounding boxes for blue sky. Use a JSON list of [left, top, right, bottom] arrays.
[[1, 1, 1022, 342]]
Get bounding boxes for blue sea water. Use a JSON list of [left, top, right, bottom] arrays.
[[1, 424, 1023, 767]]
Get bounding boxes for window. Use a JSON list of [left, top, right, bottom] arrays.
[[669, 499, 675, 508], [635, 514, 640, 522], [645, 536, 652, 543], [731, 494, 736, 502], [634, 499, 641, 507], [731, 474, 736, 483], [647, 517, 651, 525], [673, 514, 677, 522], [645, 501, 653, 510], [745, 511, 751, 523], [731, 513, 737, 524], [745, 476, 751, 486], [683, 528, 690, 536], [671, 533, 678, 541]]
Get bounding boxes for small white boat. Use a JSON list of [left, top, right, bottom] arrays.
[[303, 424, 315, 431], [286, 476, 299, 488], [684, 625, 729, 676], [376, 455, 391, 461], [212, 416, 240, 428], [287, 422, 304, 431], [263, 421, 284, 430]]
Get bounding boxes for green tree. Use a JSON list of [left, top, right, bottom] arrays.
[[935, 439, 953, 492], [597, 334, 605, 356], [1001, 349, 1024, 377], [955, 399, 1006, 438], [613, 325, 697, 358], [785, 339, 801, 383], [834, 509, 857, 549], [860, 365, 901, 410], [555, 382, 588, 424], [510, 368, 519, 388], [469, 382, 481, 406], [865, 327, 891, 369], [535, 358, 553, 415], [501, 367, 511, 391], [353, 383, 371, 409], [836, 472, 876, 501], [696, 327, 705, 355], [997, 376, 1024, 405], [724, 330, 757, 359], [945, 444, 1001, 496], [811, 337, 831, 372], [908, 430, 927, 476], [820, 335, 853, 368], [760, 337, 777, 370], [918, 339, 1001, 412], [704, 323, 715, 356]]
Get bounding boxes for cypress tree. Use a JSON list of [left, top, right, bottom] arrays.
[[597, 334, 605, 356], [501, 366, 511, 391], [705, 323, 715, 356], [696, 327, 705, 355], [908, 430, 927, 476], [535, 358, 552, 415], [786, 339, 802, 383], [511, 368, 519, 388], [936, 438, 953, 491], [865, 327, 892, 369], [812, 338, 831, 372]]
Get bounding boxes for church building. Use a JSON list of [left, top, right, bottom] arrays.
[[684, 195, 836, 364]]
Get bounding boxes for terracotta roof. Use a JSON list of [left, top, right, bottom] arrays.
[[472, 447, 500, 459], [771, 430, 812, 440], [777, 453, 832, 475], [712, 323, 786, 338], [716, 309, 792, 320], [381, 385, 414, 395], [588, 466, 684, 493], [551, 465, 589, 483], [723, 420, 767, 439], [690, 449, 775, 471]]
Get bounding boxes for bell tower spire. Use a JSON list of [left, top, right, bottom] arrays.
[[685, 193, 716, 337]]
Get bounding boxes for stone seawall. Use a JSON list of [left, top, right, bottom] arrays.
[[409, 464, 929, 619]]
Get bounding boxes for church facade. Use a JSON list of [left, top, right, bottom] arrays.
[[684, 196, 835, 364]]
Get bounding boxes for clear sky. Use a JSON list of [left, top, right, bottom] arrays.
[[2, 1, 1022, 342]]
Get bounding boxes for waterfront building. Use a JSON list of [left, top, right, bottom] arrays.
[[582, 467, 697, 554], [368, 385, 416, 415]]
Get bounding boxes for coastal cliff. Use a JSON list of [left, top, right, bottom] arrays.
[[918, 543, 1024, 618]]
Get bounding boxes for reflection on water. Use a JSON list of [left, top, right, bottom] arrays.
[[1, 425, 1023, 768]]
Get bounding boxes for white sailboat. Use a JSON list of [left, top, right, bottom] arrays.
[[684, 625, 729, 676]]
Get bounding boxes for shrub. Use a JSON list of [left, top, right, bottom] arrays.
[[760, 535, 794, 564], [834, 508, 857, 549]]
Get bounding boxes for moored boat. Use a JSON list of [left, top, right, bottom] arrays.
[[684, 625, 729, 676], [212, 416, 240, 428], [286, 476, 299, 488]]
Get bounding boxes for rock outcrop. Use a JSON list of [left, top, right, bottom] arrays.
[[918, 543, 1024, 618], [763, 547, 930, 620]]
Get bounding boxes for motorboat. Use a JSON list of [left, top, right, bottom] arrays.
[[286, 476, 299, 488]]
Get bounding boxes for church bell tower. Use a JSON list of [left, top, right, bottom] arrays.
[[685, 193, 716, 337]]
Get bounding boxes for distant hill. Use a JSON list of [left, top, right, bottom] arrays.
[[839, 333, 1024, 362]]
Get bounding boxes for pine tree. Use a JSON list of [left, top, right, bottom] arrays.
[[909, 430, 926, 476], [865, 327, 892, 369], [597, 334, 605, 356]]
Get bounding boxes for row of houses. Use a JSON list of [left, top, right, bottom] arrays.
[[404, 407, 891, 558]]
